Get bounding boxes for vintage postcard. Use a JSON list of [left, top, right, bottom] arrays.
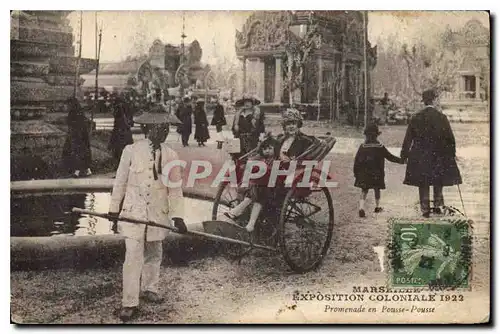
[[10, 10, 490, 324]]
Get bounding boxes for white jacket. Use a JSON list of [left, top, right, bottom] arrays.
[[109, 139, 184, 241]]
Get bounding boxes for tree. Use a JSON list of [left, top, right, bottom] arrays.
[[401, 37, 464, 100], [282, 14, 322, 105]]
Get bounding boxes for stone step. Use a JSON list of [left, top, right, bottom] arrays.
[[11, 81, 74, 103], [12, 26, 73, 46], [11, 40, 74, 59], [11, 60, 49, 77], [11, 106, 47, 120]]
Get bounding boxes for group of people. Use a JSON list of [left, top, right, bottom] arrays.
[[175, 96, 226, 147], [69, 86, 460, 322], [353, 88, 462, 218], [107, 95, 319, 321], [62, 91, 229, 177]]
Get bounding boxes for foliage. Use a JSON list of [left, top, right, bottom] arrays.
[[372, 31, 464, 108], [282, 15, 322, 104], [401, 40, 464, 97]]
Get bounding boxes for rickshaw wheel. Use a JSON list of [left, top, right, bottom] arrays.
[[278, 186, 334, 273], [212, 182, 245, 222]]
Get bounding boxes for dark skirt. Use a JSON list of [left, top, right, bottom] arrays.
[[62, 134, 92, 172], [354, 175, 385, 190], [108, 128, 133, 160], [248, 184, 272, 205], [194, 124, 210, 142]]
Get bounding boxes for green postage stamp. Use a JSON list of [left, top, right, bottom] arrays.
[[388, 218, 473, 289]]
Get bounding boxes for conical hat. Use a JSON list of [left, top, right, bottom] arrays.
[[133, 105, 182, 125]]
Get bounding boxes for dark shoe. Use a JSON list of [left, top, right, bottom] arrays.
[[432, 207, 442, 214], [374, 207, 383, 213], [119, 307, 138, 322], [422, 211, 430, 218], [141, 291, 164, 304], [359, 209, 366, 218]]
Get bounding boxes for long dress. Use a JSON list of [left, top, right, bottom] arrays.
[[108, 99, 134, 162], [194, 105, 210, 143], [62, 110, 92, 173]]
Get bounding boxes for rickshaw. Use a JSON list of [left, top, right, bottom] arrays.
[[72, 134, 337, 274], [208, 133, 337, 273]]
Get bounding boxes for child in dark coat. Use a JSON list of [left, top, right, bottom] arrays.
[[354, 123, 403, 218]]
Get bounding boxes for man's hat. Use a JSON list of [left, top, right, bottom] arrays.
[[363, 123, 381, 136], [422, 89, 438, 103], [235, 94, 261, 108], [133, 105, 182, 125]]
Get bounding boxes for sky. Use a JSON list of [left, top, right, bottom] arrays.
[[67, 11, 489, 65]]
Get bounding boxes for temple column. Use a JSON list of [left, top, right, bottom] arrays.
[[317, 56, 323, 103], [274, 55, 283, 103], [475, 74, 481, 100], [239, 56, 247, 95], [257, 58, 265, 100], [247, 57, 264, 99]]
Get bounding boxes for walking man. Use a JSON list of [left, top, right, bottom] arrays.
[[108, 106, 186, 321], [175, 96, 193, 147], [401, 89, 462, 217]]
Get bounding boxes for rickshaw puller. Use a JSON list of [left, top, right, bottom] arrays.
[[108, 106, 187, 322]]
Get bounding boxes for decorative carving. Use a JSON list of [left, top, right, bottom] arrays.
[[461, 19, 489, 45], [235, 11, 292, 53], [345, 16, 363, 55]]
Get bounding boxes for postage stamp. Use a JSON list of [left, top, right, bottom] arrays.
[[388, 217, 473, 289]]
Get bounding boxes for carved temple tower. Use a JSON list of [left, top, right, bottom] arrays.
[[235, 11, 377, 119], [10, 11, 99, 180]]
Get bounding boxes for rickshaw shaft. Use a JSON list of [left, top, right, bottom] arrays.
[[72, 208, 278, 252]]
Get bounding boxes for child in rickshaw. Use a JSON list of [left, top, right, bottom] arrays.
[[353, 123, 404, 218], [224, 108, 317, 232], [223, 135, 279, 232]]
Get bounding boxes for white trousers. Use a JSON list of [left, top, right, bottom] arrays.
[[122, 238, 163, 307]]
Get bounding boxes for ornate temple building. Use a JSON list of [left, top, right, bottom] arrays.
[[10, 11, 102, 180], [235, 11, 377, 118], [11, 11, 96, 118], [82, 39, 214, 98], [440, 19, 489, 112]]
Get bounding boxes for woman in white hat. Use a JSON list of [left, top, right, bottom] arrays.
[[108, 106, 186, 322]]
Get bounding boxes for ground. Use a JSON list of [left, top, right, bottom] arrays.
[[11, 121, 490, 324]]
